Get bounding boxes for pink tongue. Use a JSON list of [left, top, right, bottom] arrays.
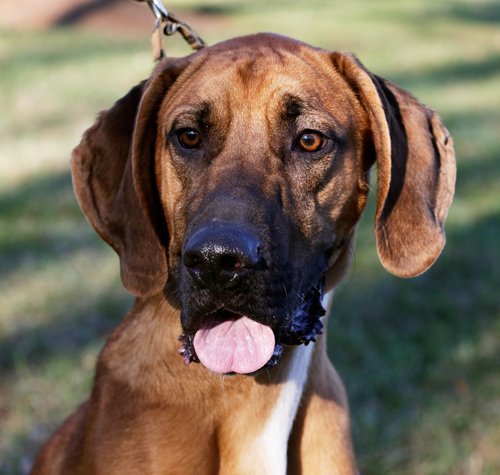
[[193, 316, 275, 374]]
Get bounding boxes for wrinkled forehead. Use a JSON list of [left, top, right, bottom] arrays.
[[160, 42, 356, 128]]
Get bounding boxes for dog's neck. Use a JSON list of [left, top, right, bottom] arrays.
[[67, 290, 333, 473]]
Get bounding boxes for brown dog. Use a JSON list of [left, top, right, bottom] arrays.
[[31, 33, 455, 474]]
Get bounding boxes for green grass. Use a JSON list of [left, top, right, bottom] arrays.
[[1, 0, 499, 473]]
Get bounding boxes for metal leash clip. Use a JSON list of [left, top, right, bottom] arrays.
[[136, 0, 206, 61]]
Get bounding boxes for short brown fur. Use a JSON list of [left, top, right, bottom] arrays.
[[31, 34, 455, 474]]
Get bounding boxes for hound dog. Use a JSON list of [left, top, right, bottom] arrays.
[[31, 33, 455, 474]]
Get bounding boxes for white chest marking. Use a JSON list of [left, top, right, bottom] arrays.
[[248, 291, 334, 475]]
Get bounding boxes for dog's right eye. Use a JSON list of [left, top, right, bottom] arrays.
[[176, 128, 202, 150]]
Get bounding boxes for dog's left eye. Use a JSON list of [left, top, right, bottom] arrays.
[[295, 131, 328, 153], [176, 128, 202, 149]]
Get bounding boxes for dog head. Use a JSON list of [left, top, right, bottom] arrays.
[[72, 34, 455, 374]]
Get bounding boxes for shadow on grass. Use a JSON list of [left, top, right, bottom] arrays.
[[451, 134, 499, 193], [388, 52, 500, 89], [330, 206, 499, 471], [190, 3, 242, 16], [0, 169, 133, 472], [55, 0, 122, 26], [0, 282, 129, 378], [449, 0, 500, 24], [0, 171, 98, 280], [0, 170, 132, 376]]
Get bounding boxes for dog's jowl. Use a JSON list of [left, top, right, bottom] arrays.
[[31, 34, 455, 475]]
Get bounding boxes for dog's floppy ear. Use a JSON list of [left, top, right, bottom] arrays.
[[71, 59, 185, 296], [331, 53, 456, 277]]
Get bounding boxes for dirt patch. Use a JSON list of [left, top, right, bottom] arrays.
[[0, 0, 227, 37]]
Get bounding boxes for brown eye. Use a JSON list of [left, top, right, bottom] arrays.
[[177, 128, 201, 149], [297, 131, 326, 153]]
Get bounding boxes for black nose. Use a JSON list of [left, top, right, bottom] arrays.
[[183, 225, 264, 291]]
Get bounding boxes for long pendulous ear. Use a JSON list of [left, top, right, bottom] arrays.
[[331, 52, 456, 277], [71, 59, 186, 296]]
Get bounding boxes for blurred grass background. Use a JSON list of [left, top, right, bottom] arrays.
[[0, 0, 499, 473]]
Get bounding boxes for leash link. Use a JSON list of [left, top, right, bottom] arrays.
[[135, 0, 206, 61]]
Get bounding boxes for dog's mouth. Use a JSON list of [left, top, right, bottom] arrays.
[[180, 310, 277, 374], [178, 282, 326, 375]]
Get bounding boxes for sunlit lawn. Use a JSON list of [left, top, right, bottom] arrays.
[[1, 0, 499, 473]]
